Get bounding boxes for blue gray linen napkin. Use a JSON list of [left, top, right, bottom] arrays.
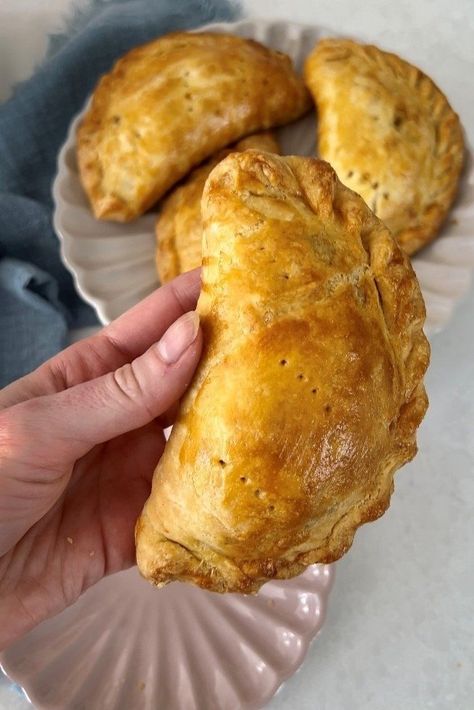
[[0, 0, 240, 387]]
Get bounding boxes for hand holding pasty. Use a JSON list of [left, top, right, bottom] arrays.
[[136, 151, 430, 593]]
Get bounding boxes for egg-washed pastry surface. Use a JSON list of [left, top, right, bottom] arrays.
[[136, 151, 430, 594], [77, 32, 310, 222], [155, 132, 280, 283], [305, 38, 464, 255]]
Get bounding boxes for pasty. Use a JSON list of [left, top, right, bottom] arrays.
[[155, 132, 280, 283], [304, 39, 464, 255], [135, 151, 430, 593], [77, 32, 310, 221]]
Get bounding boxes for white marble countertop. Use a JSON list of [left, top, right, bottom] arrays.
[[1, 1, 473, 708]]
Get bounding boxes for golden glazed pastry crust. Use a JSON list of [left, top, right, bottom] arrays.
[[155, 132, 280, 283], [135, 151, 430, 594], [77, 32, 310, 221], [304, 38, 464, 255]]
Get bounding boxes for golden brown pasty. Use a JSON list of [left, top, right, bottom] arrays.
[[304, 38, 464, 255], [77, 32, 310, 222], [135, 151, 430, 594], [155, 132, 280, 283]]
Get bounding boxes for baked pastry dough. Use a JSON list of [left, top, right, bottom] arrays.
[[136, 151, 430, 593], [304, 38, 464, 255], [155, 132, 280, 283], [77, 32, 310, 221]]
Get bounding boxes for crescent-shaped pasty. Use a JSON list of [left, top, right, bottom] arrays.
[[77, 32, 310, 221], [136, 151, 430, 593], [304, 39, 464, 255]]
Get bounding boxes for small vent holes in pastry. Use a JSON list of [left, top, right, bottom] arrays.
[[254, 489, 262, 498], [218, 459, 227, 467], [280, 362, 317, 393], [393, 115, 404, 129], [240, 476, 247, 483], [324, 404, 332, 414]]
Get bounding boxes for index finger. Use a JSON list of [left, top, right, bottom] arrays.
[[0, 268, 201, 408], [105, 267, 201, 351]]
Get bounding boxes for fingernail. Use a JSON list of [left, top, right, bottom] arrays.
[[156, 311, 200, 364]]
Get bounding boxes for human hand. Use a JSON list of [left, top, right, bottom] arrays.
[[0, 270, 202, 650]]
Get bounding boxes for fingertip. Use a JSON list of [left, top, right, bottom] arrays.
[[168, 267, 202, 306], [156, 311, 200, 365]]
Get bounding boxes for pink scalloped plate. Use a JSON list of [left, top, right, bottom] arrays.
[[1, 564, 333, 709]]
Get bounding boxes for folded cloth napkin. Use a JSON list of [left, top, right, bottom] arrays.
[[0, 0, 239, 388]]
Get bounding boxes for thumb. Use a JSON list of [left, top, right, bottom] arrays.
[[3, 311, 202, 467]]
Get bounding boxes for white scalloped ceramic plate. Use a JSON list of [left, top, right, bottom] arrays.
[[51, 19, 474, 334]]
